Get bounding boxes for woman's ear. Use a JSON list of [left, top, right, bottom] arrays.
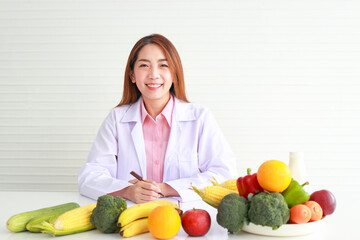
[[130, 72, 135, 83]]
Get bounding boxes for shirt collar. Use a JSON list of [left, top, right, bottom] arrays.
[[141, 95, 174, 126]]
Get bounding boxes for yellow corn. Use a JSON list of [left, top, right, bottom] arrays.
[[210, 177, 238, 191], [191, 185, 237, 208], [53, 203, 96, 231]]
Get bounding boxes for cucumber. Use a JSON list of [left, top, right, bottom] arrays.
[[7, 202, 80, 232], [26, 204, 80, 232]]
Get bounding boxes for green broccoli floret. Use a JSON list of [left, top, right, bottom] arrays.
[[248, 192, 290, 230], [216, 193, 249, 233], [90, 195, 127, 233]]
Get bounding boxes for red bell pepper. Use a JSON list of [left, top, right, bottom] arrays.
[[236, 168, 264, 200]]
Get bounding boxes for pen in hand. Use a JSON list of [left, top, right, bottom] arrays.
[[130, 171, 164, 197]]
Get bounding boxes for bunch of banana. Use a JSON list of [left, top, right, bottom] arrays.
[[118, 200, 179, 238]]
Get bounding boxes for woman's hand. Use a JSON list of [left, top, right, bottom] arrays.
[[107, 180, 180, 203], [158, 182, 180, 198], [125, 179, 163, 203]]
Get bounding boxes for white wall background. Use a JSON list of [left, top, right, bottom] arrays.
[[0, 0, 359, 193]]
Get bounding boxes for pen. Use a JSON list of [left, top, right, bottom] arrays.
[[130, 171, 164, 197]]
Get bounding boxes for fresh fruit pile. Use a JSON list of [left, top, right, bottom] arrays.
[[192, 159, 336, 234], [119, 202, 211, 238], [245, 160, 336, 225], [117, 200, 179, 238]]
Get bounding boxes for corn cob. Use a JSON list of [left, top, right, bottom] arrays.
[[191, 184, 237, 208], [36, 203, 97, 236], [210, 177, 238, 191], [53, 203, 96, 230]]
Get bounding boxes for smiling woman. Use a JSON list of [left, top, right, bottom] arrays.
[[130, 44, 174, 119], [77, 34, 237, 204], [118, 34, 188, 107]]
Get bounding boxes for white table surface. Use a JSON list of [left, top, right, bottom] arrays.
[[0, 189, 355, 239]]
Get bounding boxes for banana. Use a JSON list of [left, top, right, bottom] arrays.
[[120, 218, 148, 238], [117, 200, 178, 228]]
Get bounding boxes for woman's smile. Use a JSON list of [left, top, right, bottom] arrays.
[[146, 83, 163, 90]]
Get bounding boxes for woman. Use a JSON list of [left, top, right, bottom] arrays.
[[78, 34, 237, 203]]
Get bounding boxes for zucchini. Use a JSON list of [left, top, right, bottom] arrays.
[[26, 204, 80, 232], [6, 202, 80, 232]]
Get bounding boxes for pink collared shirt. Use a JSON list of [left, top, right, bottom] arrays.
[[141, 95, 173, 183]]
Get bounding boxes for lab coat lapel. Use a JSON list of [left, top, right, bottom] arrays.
[[131, 122, 147, 178], [121, 98, 147, 179]]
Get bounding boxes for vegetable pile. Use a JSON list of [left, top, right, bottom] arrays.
[[192, 159, 337, 234], [7, 202, 80, 233], [6, 158, 337, 238], [6, 195, 127, 236], [6, 196, 182, 238]]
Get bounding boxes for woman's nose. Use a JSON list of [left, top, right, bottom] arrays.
[[149, 67, 160, 79]]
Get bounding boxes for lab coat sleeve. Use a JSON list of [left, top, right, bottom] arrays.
[[165, 108, 238, 202], [78, 111, 131, 200]]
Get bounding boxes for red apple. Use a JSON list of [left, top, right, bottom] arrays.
[[310, 189, 336, 216], [181, 208, 211, 236]]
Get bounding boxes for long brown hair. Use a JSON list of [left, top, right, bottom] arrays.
[[116, 34, 189, 107]]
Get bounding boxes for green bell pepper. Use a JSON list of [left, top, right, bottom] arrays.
[[281, 179, 310, 208]]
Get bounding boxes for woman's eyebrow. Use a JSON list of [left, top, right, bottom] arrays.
[[138, 58, 167, 62], [138, 59, 150, 62]]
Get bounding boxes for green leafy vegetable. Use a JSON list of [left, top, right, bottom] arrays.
[[248, 192, 290, 230], [90, 195, 127, 233], [216, 193, 249, 233]]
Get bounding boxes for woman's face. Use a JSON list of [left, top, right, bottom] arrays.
[[132, 44, 173, 106]]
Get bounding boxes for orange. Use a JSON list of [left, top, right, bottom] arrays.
[[148, 205, 181, 239], [257, 160, 291, 192]]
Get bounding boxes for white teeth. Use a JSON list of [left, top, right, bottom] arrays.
[[147, 84, 162, 88]]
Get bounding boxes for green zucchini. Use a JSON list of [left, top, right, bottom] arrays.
[[7, 202, 80, 232], [26, 204, 80, 232]]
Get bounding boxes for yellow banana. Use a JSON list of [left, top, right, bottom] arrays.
[[120, 218, 148, 238], [117, 200, 177, 228]]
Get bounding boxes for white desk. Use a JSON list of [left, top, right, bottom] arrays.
[[0, 190, 355, 239]]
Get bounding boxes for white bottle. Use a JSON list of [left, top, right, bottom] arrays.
[[288, 152, 307, 184]]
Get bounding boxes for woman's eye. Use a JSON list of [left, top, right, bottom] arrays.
[[139, 64, 148, 67], [161, 64, 168, 67]]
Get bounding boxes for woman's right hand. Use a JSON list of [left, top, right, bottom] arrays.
[[125, 179, 163, 203]]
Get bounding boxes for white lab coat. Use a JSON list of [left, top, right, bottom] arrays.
[[78, 96, 237, 202]]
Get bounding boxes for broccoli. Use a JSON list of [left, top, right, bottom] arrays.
[[216, 193, 249, 233], [248, 192, 290, 230], [90, 195, 127, 233]]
